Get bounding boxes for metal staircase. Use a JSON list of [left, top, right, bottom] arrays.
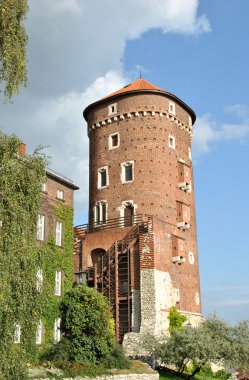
[[85, 220, 148, 341]]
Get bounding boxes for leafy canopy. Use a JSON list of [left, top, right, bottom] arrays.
[[0, 0, 28, 101]]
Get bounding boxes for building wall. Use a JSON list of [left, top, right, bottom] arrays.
[[36, 174, 76, 348]]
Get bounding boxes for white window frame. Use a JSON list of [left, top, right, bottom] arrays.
[[37, 214, 45, 241], [41, 182, 47, 192], [36, 268, 43, 292], [55, 270, 62, 296], [94, 201, 107, 226], [195, 292, 200, 305], [188, 251, 195, 265], [97, 166, 109, 189], [57, 189, 64, 200], [55, 221, 62, 247], [108, 132, 120, 150], [121, 161, 134, 183], [168, 135, 176, 149], [54, 318, 61, 343], [169, 101, 176, 115], [14, 323, 21, 344], [36, 320, 42, 345], [108, 103, 117, 116], [188, 147, 192, 160], [117, 200, 138, 227]]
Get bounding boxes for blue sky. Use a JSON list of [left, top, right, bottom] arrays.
[[0, 0, 248, 323]]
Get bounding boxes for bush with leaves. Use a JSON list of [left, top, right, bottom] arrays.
[[59, 286, 115, 364]]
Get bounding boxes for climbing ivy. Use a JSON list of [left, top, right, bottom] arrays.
[[0, 0, 28, 101], [168, 306, 187, 334], [0, 132, 47, 379], [36, 203, 74, 352]]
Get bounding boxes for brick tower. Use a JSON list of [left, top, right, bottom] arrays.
[[75, 78, 202, 345]]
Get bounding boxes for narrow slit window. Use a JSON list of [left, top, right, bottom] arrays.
[[98, 167, 109, 188], [168, 135, 176, 149], [121, 161, 134, 183], [109, 132, 120, 149]]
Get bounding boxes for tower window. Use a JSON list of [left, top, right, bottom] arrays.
[[169, 101, 176, 115], [188, 251, 195, 264], [98, 166, 109, 189], [108, 103, 117, 115], [121, 161, 134, 183], [188, 147, 192, 160], [108, 132, 120, 150], [168, 135, 176, 149], [94, 201, 107, 226]]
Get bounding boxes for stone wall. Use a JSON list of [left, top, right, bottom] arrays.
[[33, 374, 159, 380]]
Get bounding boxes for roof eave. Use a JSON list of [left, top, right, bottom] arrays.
[[83, 89, 196, 124]]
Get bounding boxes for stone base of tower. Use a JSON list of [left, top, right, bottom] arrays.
[[123, 267, 202, 358]]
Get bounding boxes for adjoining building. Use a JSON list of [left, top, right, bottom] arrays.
[[16, 144, 79, 347], [74, 78, 202, 347]]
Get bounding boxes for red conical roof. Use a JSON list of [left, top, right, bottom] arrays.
[[83, 78, 196, 123], [101, 78, 165, 99]]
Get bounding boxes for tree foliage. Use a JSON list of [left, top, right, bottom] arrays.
[[0, 132, 46, 379], [0, 0, 28, 100], [168, 306, 187, 333], [59, 286, 115, 364], [144, 315, 249, 379]]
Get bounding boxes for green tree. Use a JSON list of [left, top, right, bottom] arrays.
[[0, 0, 28, 100], [153, 316, 249, 379], [0, 132, 46, 379], [59, 286, 115, 364], [168, 306, 187, 333]]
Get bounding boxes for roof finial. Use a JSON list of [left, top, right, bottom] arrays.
[[138, 63, 142, 79]]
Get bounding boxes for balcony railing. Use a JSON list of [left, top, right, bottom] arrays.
[[76, 214, 144, 233]]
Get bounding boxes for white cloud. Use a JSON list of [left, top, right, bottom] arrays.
[[193, 107, 249, 156], [47, 0, 82, 14]]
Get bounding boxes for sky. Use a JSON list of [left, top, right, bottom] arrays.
[[0, 0, 248, 323]]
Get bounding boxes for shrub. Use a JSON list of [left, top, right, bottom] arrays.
[[168, 306, 187, 333], [59, 286, 115, 364], [104, 343, 131, 369]]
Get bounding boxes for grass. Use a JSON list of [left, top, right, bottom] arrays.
[[158, 369, 219, 380]]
